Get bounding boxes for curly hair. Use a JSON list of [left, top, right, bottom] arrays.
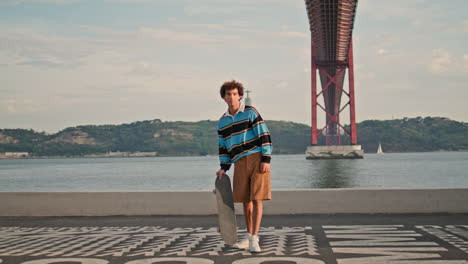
[[219, 80, 244, 99]]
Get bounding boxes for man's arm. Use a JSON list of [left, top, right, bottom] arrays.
[[249, 108, 273, 164], [217, 129, 231, 178]]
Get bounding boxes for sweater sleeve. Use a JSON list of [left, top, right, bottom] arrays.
[[218, 130, 232, 171], [249, 108, 273, 163]]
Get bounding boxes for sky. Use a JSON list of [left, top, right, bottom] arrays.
[[1, 0, 467, 133]]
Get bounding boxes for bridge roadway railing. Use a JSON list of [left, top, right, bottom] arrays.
[[1, 188, 467, 216]]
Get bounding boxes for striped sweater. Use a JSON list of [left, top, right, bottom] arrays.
[[218, 104, 273, 171]]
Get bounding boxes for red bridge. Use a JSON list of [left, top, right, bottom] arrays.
[[304, 0, 363, 158]]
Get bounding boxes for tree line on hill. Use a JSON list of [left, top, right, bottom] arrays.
[[0, 116, 466, 157]]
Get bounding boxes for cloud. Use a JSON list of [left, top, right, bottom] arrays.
[[0, 23, 232, 124], [184, 5, 244, 16], [429, 49, 468, 74], [377, 48, 389, 55], [105, 0, 169, 2], [274, 80, 289, 89], [430, 48, 451, 74], [280, 31, 307, 39], [0, 21, 306, 84], [2, 0, 78, 3], [129, 61, 155, 75], [2, 0, 467, 132], [5, 100, 17, 113], [154, 21, 307, 46], [358, 0, 421, 20], [357, 0, 467, 38], [464, 54, 468, 73], [2, 98, 45, 114], [183, 0, 303, 16], [0, 28, 96, 69], [137, 27, 228, 46]]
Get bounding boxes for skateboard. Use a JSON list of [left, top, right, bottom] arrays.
[[214, 173, 238, 245]]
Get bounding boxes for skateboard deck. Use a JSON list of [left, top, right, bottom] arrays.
[[214, 173, 237, 245]]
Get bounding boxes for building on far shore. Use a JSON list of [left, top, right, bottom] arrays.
[[0, 152, 30, 159]]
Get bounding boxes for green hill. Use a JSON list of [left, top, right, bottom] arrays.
[[0, 117, 466, 157], [353, 117, 468, 153]]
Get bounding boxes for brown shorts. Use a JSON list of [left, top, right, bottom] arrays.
[[233, 152, 271, 203]]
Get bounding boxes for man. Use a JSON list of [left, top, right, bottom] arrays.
[[215, 80, 272, 253]]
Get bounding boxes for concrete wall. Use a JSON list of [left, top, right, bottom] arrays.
[[1, 189, 467, 216]]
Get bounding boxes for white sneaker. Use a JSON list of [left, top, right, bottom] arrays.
[[234, 234, 251, 249], [249, 234, 261, 253]]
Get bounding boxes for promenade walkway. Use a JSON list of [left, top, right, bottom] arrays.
[[1, 214, 467, 264]]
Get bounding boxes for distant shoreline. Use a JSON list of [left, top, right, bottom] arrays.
[[1, 150, 467, 160], [2, 117, 467, 156]]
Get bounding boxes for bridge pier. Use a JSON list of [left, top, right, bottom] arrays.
[[305, 145, 363, 159]]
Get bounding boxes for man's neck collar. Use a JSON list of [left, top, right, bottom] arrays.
[[225, 102, 245, 117]]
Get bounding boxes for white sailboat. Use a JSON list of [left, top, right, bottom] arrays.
[[377, 142, 384, 154]]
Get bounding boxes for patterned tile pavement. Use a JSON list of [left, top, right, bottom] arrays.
[[0, 223, 467, 264]]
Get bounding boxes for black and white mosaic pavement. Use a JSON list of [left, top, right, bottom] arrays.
[[0, 224, 467, 264]]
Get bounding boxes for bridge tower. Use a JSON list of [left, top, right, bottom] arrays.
[[305, 0, 363, 159]]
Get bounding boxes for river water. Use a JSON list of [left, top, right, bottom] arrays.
[[0, 152, 467, 191]]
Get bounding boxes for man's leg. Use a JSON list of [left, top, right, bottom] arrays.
[[243, 201, 253, 234], [247, 153, 270, 252], [251, 200, 263, 235], [244, 199, 263, 253], [243, 200, 263, 235]]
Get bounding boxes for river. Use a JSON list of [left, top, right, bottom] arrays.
[[0, 152, 467, 191]]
